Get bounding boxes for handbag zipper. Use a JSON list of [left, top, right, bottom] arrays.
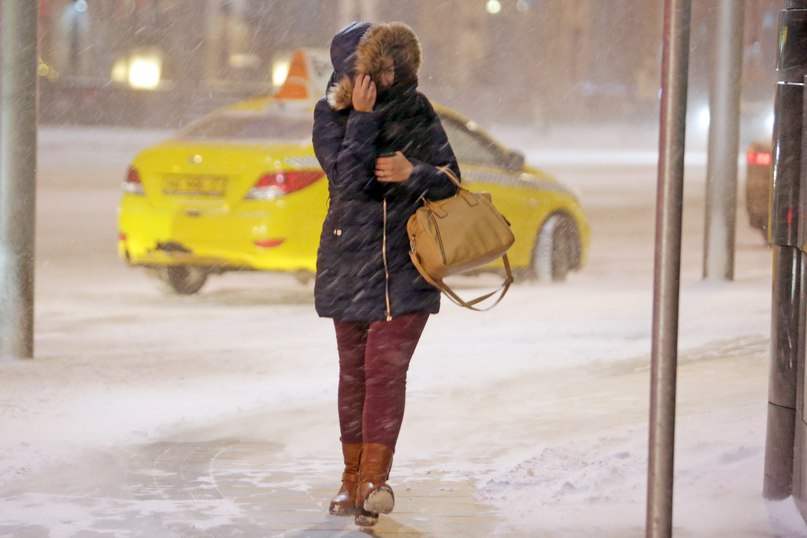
[[382, 197, 392, 321]]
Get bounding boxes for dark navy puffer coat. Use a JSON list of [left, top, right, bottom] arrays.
[[312, 21, 460, 322]]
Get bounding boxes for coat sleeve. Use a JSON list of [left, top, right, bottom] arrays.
[[396, 98, 460, 201], [312, 98, 382, 197]]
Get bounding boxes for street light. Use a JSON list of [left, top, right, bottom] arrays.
[[272, 54, 291, 88], [128, 55, 162, 90], [111, 51, 163, 91], [486, 0, 502, 15]]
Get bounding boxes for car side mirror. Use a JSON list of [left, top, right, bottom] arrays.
[[505, 150, 525, 171]]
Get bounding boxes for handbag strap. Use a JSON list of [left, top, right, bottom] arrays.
[[409, 251, 514, 311], [437, 165, 463, 189]]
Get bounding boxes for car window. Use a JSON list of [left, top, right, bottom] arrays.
[[179, 112, 314, 142], [438, 114, 504, 168]]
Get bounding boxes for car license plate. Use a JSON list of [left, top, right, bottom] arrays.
[[162, 175, 227, 196]]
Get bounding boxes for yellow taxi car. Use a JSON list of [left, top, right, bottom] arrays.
[[118, 52, 589, 294]]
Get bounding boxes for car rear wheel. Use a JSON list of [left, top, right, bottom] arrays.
[[158, 266, 208, 295], [531, 213, 580, 283]]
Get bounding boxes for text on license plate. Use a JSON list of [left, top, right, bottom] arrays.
[[162, 175, 227, 196]]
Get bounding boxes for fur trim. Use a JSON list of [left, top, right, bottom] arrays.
[[327, 22, 422, 111]]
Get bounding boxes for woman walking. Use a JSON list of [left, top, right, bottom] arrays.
[[312, 21, 460, 527]]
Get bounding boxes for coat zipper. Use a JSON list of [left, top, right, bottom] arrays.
[[382, 197, 392, 321]]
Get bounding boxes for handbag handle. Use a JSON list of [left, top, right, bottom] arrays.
[[409, 250, 514, 311], [426, 166, 479, 218], [438, 165, 463, 189]]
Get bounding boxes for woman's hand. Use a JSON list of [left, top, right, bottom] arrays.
[[352, 74, 376, 112], [375, 152, 414, 183]]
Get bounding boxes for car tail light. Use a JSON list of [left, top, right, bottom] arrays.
[[123, 166, 144, 195], [245, 171, 323, 200], [254, 238, 285, 248], [747, 149, 772, 167]]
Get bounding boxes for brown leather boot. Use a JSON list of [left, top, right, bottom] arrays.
[[329, 442, 362, 516], [354, 443, 395, 527]]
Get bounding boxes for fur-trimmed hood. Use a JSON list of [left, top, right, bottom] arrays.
[[326, 21, 422, 111]]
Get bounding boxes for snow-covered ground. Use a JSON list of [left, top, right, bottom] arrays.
[[0, 122, 803, 536]]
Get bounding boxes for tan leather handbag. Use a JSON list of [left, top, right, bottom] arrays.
[[407, 166, 515, 310]]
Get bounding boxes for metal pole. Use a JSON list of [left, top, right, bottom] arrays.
[[764, 245, 800, 498], [763, 0, 807, 500], [0, 1, 39, 360], [338, 0, 359, 26], [358, 0, 378, 22], [703, 0, 744, 280], [646, 0, 691, 536]]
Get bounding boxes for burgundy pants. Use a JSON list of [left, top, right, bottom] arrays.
[[333, 312, 429, 451]]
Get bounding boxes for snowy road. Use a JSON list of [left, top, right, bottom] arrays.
[[0, 125, 803, 536]]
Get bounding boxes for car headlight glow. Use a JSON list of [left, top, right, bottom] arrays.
[[765, 112, 775, 133], [696, 107, 710, 131]]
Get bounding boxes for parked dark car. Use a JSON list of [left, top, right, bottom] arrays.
[[745, 140, 772, 238]]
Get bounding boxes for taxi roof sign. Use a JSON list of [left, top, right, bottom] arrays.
[[274, 48, 332, 102]]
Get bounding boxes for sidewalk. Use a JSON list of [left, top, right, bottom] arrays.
[[0, 439, 500, 537]]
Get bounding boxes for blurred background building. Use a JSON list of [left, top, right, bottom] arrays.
[[30, 0, 781, 137]]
